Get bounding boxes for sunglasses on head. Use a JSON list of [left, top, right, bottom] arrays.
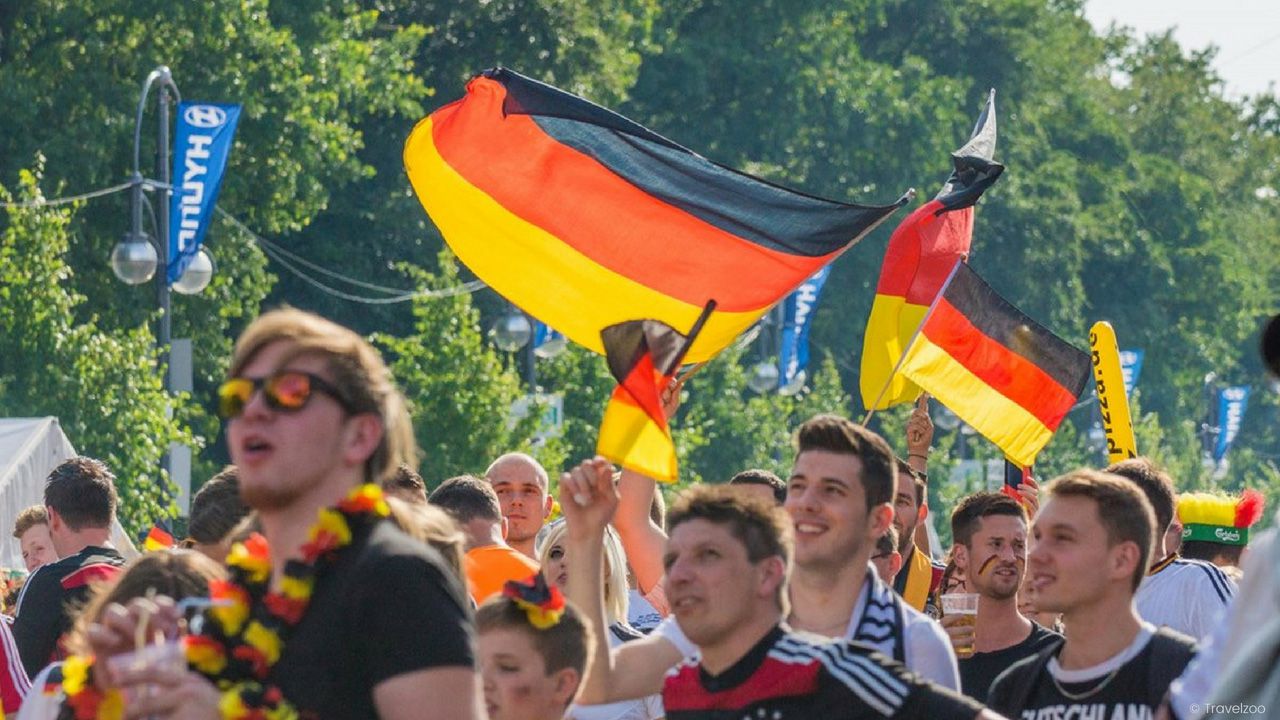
[[216, 370, 353, 420]]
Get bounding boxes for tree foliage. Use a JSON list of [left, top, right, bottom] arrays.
[[0, 163, 190, 535]]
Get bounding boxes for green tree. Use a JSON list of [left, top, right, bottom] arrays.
[[376, 251, 543, 485], [0, 0, 429, 481], [0, 164, 190, 535]]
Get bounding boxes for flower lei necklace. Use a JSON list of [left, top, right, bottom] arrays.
[[60, 484, 391, 720]]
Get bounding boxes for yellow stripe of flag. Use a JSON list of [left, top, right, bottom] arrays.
[[597, 393, 678, 483]]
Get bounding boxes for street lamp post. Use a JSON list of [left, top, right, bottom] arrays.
[[110, 66, 214, 490]]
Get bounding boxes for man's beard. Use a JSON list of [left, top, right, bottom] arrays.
[[241, 479, 307, 512], [897, 522, 917, 555]]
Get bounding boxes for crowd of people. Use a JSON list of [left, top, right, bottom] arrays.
[[0, 306, 1273, 720]]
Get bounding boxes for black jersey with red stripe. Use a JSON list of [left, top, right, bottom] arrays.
[[13, 545, 124, 678], [662, 626, 982, 720]]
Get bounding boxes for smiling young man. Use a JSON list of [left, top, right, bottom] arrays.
[[562, 459, 989, 719], [88, 308, 479, 720], [943, 493, 1060, 703], [486, 452, 554, 560], [987, 470, 1196, 720]]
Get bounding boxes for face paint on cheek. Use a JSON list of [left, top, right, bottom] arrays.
[[977, 555, 999, 577]]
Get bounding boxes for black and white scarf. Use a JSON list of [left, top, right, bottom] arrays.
[[846, 565, 907, 664]]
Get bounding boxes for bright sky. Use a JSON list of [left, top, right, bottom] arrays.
[[1085, 0, 1280, 99]]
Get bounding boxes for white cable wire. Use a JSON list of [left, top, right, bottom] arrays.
[[0, 180, 133, 208]]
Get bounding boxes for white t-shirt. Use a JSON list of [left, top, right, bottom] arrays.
[[1135, 557, 1235, 641], [568, 624, 664, 720], [627, 588, 664, 634]]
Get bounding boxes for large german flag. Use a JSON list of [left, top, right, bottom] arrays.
[[404, 68, 909, 362], [860, 90, 1004, 410], [596, 304, 712, 483], [898, 262, 1090, 467]]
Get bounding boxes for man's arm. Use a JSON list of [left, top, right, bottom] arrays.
[[612, 379, 681, 596], [560, 458, 681, 704], [613, 469, 668, 595], [373, 667, 481, 720]]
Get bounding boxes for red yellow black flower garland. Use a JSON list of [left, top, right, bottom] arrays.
[[187, 483, 390, 719]]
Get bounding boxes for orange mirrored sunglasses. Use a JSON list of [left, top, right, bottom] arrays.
[[216, 371, 352, 420]]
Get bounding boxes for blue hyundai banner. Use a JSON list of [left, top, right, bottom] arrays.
[[168, 102, 241, 283], [1213, 385, 1250, 461], [533, 320, 566, 359], [777, 266, 831, 392], [1119, 349, 1144, 397]]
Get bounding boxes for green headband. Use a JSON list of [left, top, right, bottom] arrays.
[[1182, 523, 1249, 546]]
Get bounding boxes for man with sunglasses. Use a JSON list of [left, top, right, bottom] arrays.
[[85, 308, 480, 720]]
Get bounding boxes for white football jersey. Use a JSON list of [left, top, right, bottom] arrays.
[[1135, 556, 1235, 641]]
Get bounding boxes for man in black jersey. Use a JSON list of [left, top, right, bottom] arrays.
[[944, 492, 1060, 702], [13, 456, 125, 678], [561, 458, 993, 720], [988, 470, 1196, 720]]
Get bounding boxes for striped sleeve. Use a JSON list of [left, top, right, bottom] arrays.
[[0, 620, 30, 712], [773, 636, 910, 717]]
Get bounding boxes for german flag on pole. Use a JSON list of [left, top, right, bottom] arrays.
[[897, 262, 1090, 467], [404, 68, 909, 363], [596, 303, 714, 483], [860, 90, 1004, 411]]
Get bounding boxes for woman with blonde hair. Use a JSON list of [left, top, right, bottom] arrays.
[[538, 522, 662, 720]]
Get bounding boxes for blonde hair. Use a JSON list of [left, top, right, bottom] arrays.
[[229, 307, 418, 484], [538, 522, 629, 625]]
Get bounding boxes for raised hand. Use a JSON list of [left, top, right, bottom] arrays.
[[1015, 475, 1040, 517], [907, 393, 934, 458], [558, 456, 620, 539]]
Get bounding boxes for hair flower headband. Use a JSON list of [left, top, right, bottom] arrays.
[[503, 573, 566, 629]]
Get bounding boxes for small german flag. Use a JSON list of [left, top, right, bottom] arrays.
[[144, 524, 175, 552], [860, 90, 1004, 411], [897, 262, 1090, 467], [404, 68, 908, 363], [596, 303, 714, 483]]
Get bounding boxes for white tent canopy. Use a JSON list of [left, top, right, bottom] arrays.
[[0, 417, 138, 570]]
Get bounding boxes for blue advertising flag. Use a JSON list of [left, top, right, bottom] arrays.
[[1119, 349, 1144, 397], [168, 102, 241, 283], [777, 266, 831, 393], [1213, 385, 1250, 461]]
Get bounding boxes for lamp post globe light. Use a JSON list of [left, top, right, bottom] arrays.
[[172, 247, 214, 295], [110, 231, 158, 285], [533, 332, 567, 359], [747, 360, 780, 394], [490, 310, 533, 353]]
